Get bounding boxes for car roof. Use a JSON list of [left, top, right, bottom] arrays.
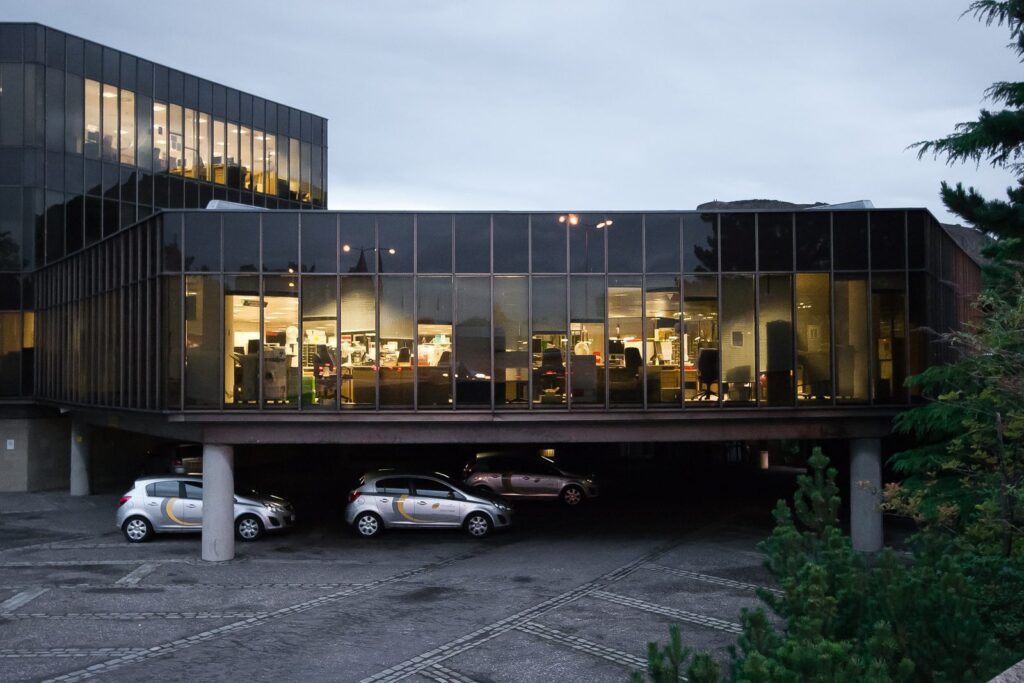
[[134, 475, 202, 484], [360, 470, 451, 483]]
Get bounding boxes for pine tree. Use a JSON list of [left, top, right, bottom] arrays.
[[912, 1, 1024, 288]]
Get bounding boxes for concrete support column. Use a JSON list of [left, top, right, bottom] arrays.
[[69, 418, 91, 496], [201, 444, 235, 562], [850, 437, 883, 553]]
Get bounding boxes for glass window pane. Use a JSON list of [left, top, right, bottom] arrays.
[[494, 276, 528, 408], [265, 132, 277, 192], [454, 214, 489, 273], [301, 276, 338, 410], [758, 274, 793, 406], [223, 213, 259, 272], [241, 126, 252, 190], [379, 276, 413, 408], [720, 214, 755, 272], [0, 312, 21, 397], [162, 214, 182, 271], [758, 213, 793, 271], [340, 214, 376, 273], [300, 141, 311, 202], [152, 100, 167, 171], [907, 211, 927, 269], [608, 275, 642, 405], [301, 213, 336, 273], [213, 119, 225, 185], [119, 89, 135, 165], [645, 214, 680, 273], [0, 65, 25, 147], [82, 78, 99, 158], [795, 212, 830, 270], [645, 275, 680, 405], [198, 113, 211, 182], [262, 213, 298, 273], [340, 275, 376, 407], [253, 128, 265, 192], [872, 273, 906, 403], [796, 273, 832, 402], [289, 137, 300, 200], [417, 276, 452, 407], [227, 122, 240, 188], [834, 212, 868, 270], [184, 274, 219, 408], [417, 214, 452, 273], [183, 108, 197, 178], [493, 214, 528, 273], [835, 273, 869, 403], [377, 214, 413, 273], [532, 275, 566, 407], [606, 214, 642, 273], [224, 275, 260, 408], [682, 214, 717, 273], [569, 214, 605, 273], [455, 277, 490, 407], [101, 84, 118, 162], [183, 212, 220, 272], [871, 211, 906, 270], [721, 274, 754, 404], [531, 214, 566, 273], [65, 72, 83, 154], [0, 188, 22, 270], [162, 275, 181, 409], [45, 68, 63, 153], [167, 103, 183, 174], [570, 275, 605, 406], [263, 275, 299, 409], [684, 274, 718, 403]]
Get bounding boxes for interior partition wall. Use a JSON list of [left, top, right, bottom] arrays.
[[33, 208, 970, 414]]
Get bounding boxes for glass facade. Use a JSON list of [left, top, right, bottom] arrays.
[[0, 23, 328, 399], [33, 208, 975, 413]]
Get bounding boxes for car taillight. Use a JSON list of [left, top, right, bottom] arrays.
[[348, 490, 361, 503], [117, 495, 131, 508]]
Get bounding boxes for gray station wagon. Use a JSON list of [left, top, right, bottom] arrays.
[[463, 453, 599, 506], [344, 472, 513, 538], [116, 475, 295, 542]]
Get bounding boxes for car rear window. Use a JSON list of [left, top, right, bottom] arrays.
[[146, 481, 181, 497], [375, 478, 410, 495]]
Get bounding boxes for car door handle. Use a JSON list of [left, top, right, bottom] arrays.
[[187, 504, 197, 508], [417, 501, 427, 505], [146, 502, 157, 506], [380, 498, 389, 503]]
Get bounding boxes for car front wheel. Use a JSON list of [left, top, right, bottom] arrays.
[[122, 516, 153, 543], [235, 514, 263, 541], [354, 512, 383, 538], [464, 512, 492, 538], [561, 485, 584, 507]]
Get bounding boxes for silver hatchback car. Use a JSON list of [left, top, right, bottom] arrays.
[[344, 472, 513, 538], [463, 453, 599, 506], [116, 475, 295, 543]]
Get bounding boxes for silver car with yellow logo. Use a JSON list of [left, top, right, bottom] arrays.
[[115, 475, 295, 543], [344, 471, 513, 538]]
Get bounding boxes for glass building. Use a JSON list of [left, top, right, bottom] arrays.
[[32, 208, 979, 414], [0, 23, 328, 402]]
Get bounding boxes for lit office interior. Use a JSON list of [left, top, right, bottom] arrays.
[[34, 209, 962, 412]]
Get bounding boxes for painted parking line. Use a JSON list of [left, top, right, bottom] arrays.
[[0, 587, 49, 613], [421, 663, 480, 683], [516, 621, 648, 670], [114, 563, 159, 586], [642, 564, 784, 596], [43, 549, 481, 682], [0, 559, 191, 568], [7, 611, 269, 621], [0, 581, 362, 591], [0, 648, 149, 659], [591, 590, 743, 634], [359, 543, 677, 683]]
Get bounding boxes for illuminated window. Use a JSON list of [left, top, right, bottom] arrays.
[[152, 101, 167, 172], [118, 89, 135, 165], [101, 84, 118, 162], [168, 104, 183, 174], [84, 79, 100, 160]]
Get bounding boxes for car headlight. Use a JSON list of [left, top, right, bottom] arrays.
[[265, 503, 282, 512]]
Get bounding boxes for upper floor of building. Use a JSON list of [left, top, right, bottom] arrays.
[[0, 22, 328, 274]]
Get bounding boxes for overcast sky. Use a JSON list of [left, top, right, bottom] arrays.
[[8, 1, 1018, 223]]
